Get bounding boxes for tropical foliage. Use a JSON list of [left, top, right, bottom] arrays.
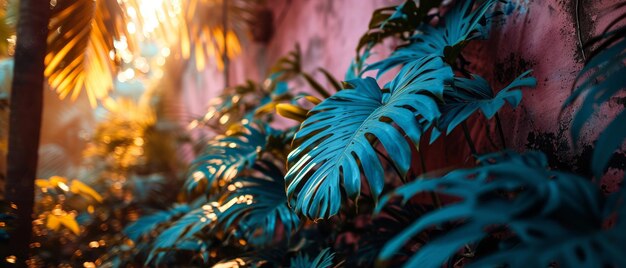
[[66, 0, 626, 267], [1, 0, 625, 267]]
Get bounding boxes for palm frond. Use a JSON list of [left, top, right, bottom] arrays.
[[46, 0, 135, 107], [290, 248, 335, 268], [185, 123, 270, 195], [124, 204, 190, 242], [365, 0, 501, 76], [214, 159, 300, 246], [377, 151, 626, 268], [356, 0, 442, 55], [286, 55, 453, 220], [179, 0, 257, 71], [430, 70, 536, 142]]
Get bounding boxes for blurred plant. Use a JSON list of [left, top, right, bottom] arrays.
[[28, 176, 102, 265], [3, 0, 621, 267], [563, 1, 626, 177]]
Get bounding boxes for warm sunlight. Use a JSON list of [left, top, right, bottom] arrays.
[[1, 0, 625, 267]]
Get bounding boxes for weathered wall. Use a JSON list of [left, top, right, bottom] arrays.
[[181, 0, 623, 188]]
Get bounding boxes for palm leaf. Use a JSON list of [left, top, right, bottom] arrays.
[[270, 45, 339, 98], [148, 160, 296, 263], [146, 205, 214, 265], [377, 151, 626, 268], [355, 0, 442, 54], [124, 204, 190, 242], [286, 55, 453, 220], [430, 70, 536, 142], [564, 22, 626, 176], [214, 159, 300, 246], [46, 0, 134, 107], [185, 123, 269, 195], [178, 0, 257, 71], [365, 0, 500, 76], [290, 248, 335, 268]]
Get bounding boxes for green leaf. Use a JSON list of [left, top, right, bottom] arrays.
[[431, 70, 536, 142], [365, 0, 500, 77], [377, 151, 626, 268], [286, 55, 452, 219]]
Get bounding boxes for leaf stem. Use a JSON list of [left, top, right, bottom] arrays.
[[494, 112, 507, 149], [461, 122, 477, 155], [575, 0, 587, 61], [373, 145, 404, 180], [419, 149, 442, 208]]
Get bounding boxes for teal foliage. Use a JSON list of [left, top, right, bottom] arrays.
[[289, 248, 335, 268], [365, 0, 502, 76], [286, 55, 452, 219], [431, 70, 536, 142], [377, 152, 626, 267]]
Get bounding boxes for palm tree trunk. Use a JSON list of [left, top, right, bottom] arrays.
[[4, 0, 51, 265]]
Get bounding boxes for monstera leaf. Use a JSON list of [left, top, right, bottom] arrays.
[[356, 0, 442, 54], [286, 55, 453, 220], [185, 124, 269, 195], [564, 21, 626, 176], [365, 0, 500, 76], [431, 70, 536, 142], [215, 160, 300, 246], [377, 151, 626, 268], [290, 248, 335, 268]]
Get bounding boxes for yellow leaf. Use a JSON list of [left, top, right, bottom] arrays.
[[303, 95, 322, 105], [46, 214, 61, 231], [254, 102, 277, 115], [58, 214, 80, 235], [276, 103, 309, 122], [70, 180, 103, 203], [35, 179, 52, 189], [49, 176, 68, 186], [46, 213, 80, 235]]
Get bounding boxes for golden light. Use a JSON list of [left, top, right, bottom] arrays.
[[88, 241, 100, 248], [5, 255, 16, 264]]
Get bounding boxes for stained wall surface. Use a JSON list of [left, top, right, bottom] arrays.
[[225, 0, 621, 186]]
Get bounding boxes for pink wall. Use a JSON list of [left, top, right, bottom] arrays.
[[184, 0, 624, 189]]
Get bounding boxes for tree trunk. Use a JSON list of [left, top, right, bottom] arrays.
[[4, 0, 51, 265]]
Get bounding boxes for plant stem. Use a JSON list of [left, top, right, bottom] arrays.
[[494, 112, 507, 149], [575, 0, 587, 61], [461, 122, 477, 155], [419, 149, 442, 208], [373, 146, 404, 180]]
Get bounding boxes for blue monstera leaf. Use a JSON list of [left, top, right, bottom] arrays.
[[365, 0, 501, 76], [430, 70, 536, 142], [286, 55, 453, 220]]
